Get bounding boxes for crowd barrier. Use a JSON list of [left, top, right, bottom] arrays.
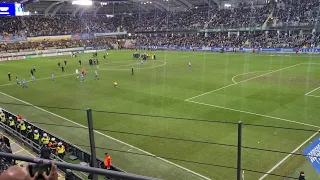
[[0, 108, 123, 178], [139, 46, 320, 54]]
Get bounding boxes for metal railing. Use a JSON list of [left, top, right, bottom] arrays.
[[0, 108, 124, 179], [0, 152, 158, 180]]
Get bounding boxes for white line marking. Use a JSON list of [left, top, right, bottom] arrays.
[[259, 131, 319, 180], [187, 100, 320, 128], [101, 61, 167, 71], [306, 94, 320, 98], [0, 92, 211, 180], [305, 86, 320, 96], [185, 63, 302, 101], [231, 71, 270, 84]]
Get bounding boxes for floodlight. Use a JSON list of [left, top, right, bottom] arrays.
[[72, 0, 93, 6]]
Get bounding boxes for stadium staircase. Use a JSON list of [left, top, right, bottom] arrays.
[[262, 8, 275, 27], [20, 17, 30, 34]]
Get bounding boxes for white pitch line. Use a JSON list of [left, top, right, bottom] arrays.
[[259, 131, 319, 180], [0, 94, 210, 180], [306, 94, 320, 98], [305, 86, 320, 96], [185, 63, 302, 101], [231, 71, 270, 84], [187, 100, 320, 128]]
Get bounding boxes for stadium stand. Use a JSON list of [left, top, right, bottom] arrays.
[[0, 37, 116, 53], [0, 0, 318, 34], [0, 108, 123, 179]]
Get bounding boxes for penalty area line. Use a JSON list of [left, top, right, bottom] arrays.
[[231, 71, 271, 84], [186, 100, 320, 128], [305, 86, 320, 96], [0, 91, 211, 180]]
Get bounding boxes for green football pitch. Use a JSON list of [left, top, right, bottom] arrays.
[[0, 50, 320, 180]]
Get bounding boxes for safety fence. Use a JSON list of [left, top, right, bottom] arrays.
[[0, 101, 319, 180]]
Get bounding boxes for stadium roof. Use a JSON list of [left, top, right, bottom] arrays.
[[12, 0, 224, 16]]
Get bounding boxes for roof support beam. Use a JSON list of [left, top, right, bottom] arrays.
[[93, 6, 102, 17], [123, 4, 133, 14], [152, 1, 169, 11], [72, 6, 82, 16], [173, 0, 189, 9], [177, 0, 193, 8], [51, 3, 63, 16], [79, 7, 90, 17], [206, 0, 220, 7], [45, 2, 63, 16]]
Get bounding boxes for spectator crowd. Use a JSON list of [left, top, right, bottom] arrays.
[[0, 0, 320, 50], [1, 0, 320, 36], [0, 37, 116, 53], [136, 31, 320, 48]]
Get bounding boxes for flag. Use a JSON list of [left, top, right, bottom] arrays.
[[244, 40, 249, 45]]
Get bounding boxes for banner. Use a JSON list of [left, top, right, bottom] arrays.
[[303, 137, 320, 175], [0, 56, 25, 61], [72, 33, 94, 39], [94, 31, 127, 37], [0, 36, 27, 42], [27, 35, 72, 42]]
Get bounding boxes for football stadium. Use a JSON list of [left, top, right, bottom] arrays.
[[0, 0, 320, 180]]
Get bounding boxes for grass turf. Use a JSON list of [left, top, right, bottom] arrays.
[[0, 50, 319, 180]]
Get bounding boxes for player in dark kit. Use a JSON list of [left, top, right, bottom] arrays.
[[78, 59, 82, 66], [96, 59, 99, 65], [30, 69, 34, 76], [8, 72, 11, 81], [64, 60, 67, 66], [103, 55, 106, 60], [131, 67, 134, 76], [58, 62, 61, 67], [61, 66, 65, 72]]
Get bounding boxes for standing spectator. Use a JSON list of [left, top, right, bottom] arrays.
[[104, 153, 112, 170]]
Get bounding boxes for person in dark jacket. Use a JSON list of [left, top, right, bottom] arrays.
[[40, 145, 51, 159], [299, 171, 305, 180], [0, 134, 10, 147]]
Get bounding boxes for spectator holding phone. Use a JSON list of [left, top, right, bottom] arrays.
[[0, 161, 58, 180]]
